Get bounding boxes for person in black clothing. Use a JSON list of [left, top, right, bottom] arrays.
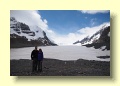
[[38, 49, 44, 72], [31, 46, 38, 72]]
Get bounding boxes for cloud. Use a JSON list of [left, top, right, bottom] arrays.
[[51, 33, 82, 45], [10, 10, 48, 31], [10, 10, 110, 45], [90, 18, 97, 26], [80, 10, 109, 14], [51, 22, 110, 45], [77, 22, 110, 37], [10, 10, 54, 38]]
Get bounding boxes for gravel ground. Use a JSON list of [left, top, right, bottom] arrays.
[[10, 58, 110, 76]]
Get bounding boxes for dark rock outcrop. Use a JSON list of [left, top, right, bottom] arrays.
[[10, 17, 57, 48]]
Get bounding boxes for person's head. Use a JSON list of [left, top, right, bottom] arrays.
[[39, 48, 42, 52], [35, 46, 37, 50]]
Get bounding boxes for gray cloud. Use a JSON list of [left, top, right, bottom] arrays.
[[80, 10, 109, 14]]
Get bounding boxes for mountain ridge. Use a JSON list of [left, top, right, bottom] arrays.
[[10, 17, 57, 48], [73, 24, 110, 50]]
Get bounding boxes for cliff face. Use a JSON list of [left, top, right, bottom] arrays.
[[73, 24, 110, 50], [84, 26, 110, 50], [10, 17, 57, 48]]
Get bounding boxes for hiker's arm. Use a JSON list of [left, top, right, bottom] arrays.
[[31, 51, 33, 60], [42, 53, 44, 61]]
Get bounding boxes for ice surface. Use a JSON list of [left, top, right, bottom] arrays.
[[10, 46, 110, 61]]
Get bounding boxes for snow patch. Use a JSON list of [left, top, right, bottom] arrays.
[[29, 26, 44, 38], [100, 46, 106, 50], [108, 32, 110, 37], [10, 17, 45, 41], [73, 43, 82, 46]]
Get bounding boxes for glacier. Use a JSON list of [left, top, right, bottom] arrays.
[[10, 46, 110, 61]]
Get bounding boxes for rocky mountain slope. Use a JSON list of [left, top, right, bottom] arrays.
[[73, 24, 110, 50], [10, 17, 57, 48]]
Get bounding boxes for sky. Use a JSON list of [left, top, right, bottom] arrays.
[[10, 10, 110, 45]]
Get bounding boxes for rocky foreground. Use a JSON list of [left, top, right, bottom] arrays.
[[10, 58, 110, 76]]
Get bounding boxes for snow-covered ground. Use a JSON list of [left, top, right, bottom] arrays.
[[10, 46, 110, 61]]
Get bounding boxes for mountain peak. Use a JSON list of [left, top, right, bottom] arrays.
[[10, 17, 57, 48], [73, 24, 110, 50]]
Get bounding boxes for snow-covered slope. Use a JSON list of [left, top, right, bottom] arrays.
[[10, 17, 45, 41], [10, 17, 57, 48], [73, 24, 110, 50], [73, 24, 110, 45]]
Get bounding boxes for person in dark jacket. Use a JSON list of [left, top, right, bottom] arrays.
[[31, 46, 38, 72], [38, 48, 44, 72]]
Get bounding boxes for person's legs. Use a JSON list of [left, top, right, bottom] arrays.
[[40, 61, 42, 72], [32, 59, 37, 72], [38, 61, 40, 71], [32, 60, 35, 72], [34, 60, 37, 71], [38, 61, 42, 72], [32, 61, 34, 72]]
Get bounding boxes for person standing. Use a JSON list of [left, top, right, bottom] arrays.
[[38, 48, 44, 72], [31, 46, 38, 72]]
